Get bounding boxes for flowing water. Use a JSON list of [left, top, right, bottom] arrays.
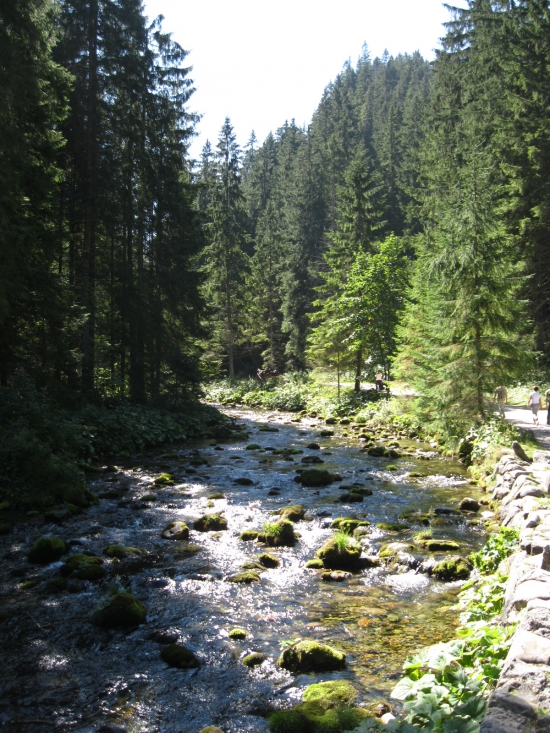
[[0, 407, 487, 732]]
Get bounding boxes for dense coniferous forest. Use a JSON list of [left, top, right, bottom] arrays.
[[2, 0, 550, 505]]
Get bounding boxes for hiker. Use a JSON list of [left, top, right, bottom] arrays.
[[528, 386, 542, 425], [546, 387, 550, 425], [375, 371, 384, 392], [493, 386, 508, 418]]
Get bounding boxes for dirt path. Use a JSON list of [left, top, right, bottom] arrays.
[[503, 403, 550, 451]]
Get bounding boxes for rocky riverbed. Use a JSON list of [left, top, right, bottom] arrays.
[[0, 407, 488, 732]]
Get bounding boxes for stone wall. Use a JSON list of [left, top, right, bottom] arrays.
[[481, 450, 550, 733]]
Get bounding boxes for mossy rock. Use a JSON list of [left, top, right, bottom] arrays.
[[161, 521, 189, 540], [340, 492, 363, 503], [141, 493, 157, 502], [234, 477, 254, 486], [305, 558, 324, 569], [92, 592, 146, 628], [240, 530, 259, 542], [60, 553, 106, 581], [154, 473, 174, 486], [28, 536, 68, 565], [386, 450, 401, 459], [46, 577, 69, 593], [161, 643, 200, 669], [295, 469, 335, 487], [228, 628, 247, 640], [194, 514, 227, 532], [259, 425, 279, 432], [246, 444, 262, 450], [200, 728, 224, 733], [227, 571, 261, 583], [0, 523, 12, 535], [417, 539, 460, 552], [175, 544, 201, 559], [316, 533, 362, 570], [459, 497, 480, 512], [331, 518, 371, 535], [259, 552, 280, 568], [386, 464, 397, 471], [279, 504, 305, 522], [242, 652, 266, 667], [43, 503, 81, 523], [377, 522, 410, 532], [303, 680, 357, 707], [103, 545, 147, 559], [319, 430, 334, 437], [367, 446, 386, 457], [242, 561, 265, 571], [325, 417, 338, 425], [278, 640, 346, 673], [379, 542, 414, 559], [263, 519, 296, 547], [161, 452, 179, 459], [208, 492, 225, 500], [322, 570, 352, 582], [432, 555, 473, 581], [307, 443, 321, 450]]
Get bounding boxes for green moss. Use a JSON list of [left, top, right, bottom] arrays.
[[432, 555, 473, 581], [208, 492, 225, 500], [278, 640, 346, 673], [227, 571, 261, 583], [279, 504, 305, 522], [141, 493, 157, 502], [386, 464, 397, 471], [194, 514, 227, 532], [46, 577, 68, 593], [161, 521, 189, 540], [302, 680, 357, 707], [92, 592, 146, 628], [240, 530, 259, 541], [154, 473, 174, 486], [161, 643, 200, 668], [242, 561, 265, 571], [259, 552, 280, 568], [161, 452, 179, 459], [339, 492, 363, 503], [103, 545, 146, 559], [296, 469, 335, 487], [199, 728, 225, 733], [242, 652, 266, 666], [417, 539, 460, 552], [377, 522, 410, 532], [367, 446, 386, 457], [305, 558, 325, 569], [268, 710, 306, 733], [228, 628, 247, 639], [263, 519, 296, 547], [28, 536, 68, 564], [379, 542, 413, 559], [19, 580, 38, 590], [60, 553, 106, 581], [315, 533, 361, 569], [331, 518, 371, 535], [246, 444, 262, 450]]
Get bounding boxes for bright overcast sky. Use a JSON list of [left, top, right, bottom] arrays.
[[143, 0, 468, 161]]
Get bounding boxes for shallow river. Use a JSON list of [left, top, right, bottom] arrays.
[[0, 407, 487, 732]]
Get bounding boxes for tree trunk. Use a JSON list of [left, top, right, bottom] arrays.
[[354, 348, 362, 392]]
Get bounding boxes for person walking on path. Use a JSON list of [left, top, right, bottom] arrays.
[[528, 386, 542, 425], [494, 386, 508, 418], [546, 387, 550, 425]]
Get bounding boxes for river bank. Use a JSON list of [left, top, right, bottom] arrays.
[[0, 405, 487, 732]]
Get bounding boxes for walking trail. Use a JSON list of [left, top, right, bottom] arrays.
[[503, 403, 550, 451]]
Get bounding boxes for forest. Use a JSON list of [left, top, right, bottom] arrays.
[[1, 0, 550, 499]]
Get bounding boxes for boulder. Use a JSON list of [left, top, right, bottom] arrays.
[[60, 553, 106, 581], [416, 539, 460, 552], [258, 553, 280, 568], [377, 522, 410, 532], [331, 517, 371, 535], [432, 555, 473, 581], [242, 652, 266, 667], [295, 469, 335, 487], [262, 519, 296, 547], [161, 521, 189, 540], [227, 571, 261, 583], [228, 628, 247, 639], [103, 545, 146, 559], [194, 514, 227, 531], [28, 536, 68, 564], [459, 497, 480, 512], [278, 640, 346, 672], [239, 530, 259, 541], [339, 492, 363, 503], [367, 446, 386, 457], [279, 504, 305, 522], [322, 570, 352, 582], [161, 644, 200, 669], [233, 477, 254, 486], [315, 533, 362, 569], [92, 592, 146, 628]]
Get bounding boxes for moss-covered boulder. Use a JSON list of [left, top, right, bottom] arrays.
[[279, 504, 305, 522], [208, 492, 225, 500], [367, 446, 386, 457], [154, 473, 174, 486], [305, 558, 324, 569], [194, 514, 227, 532], [263, 519, 296, 547], [246, 444, 262, 450], [459, 497, 480, 512], [331, 517, 371, 535], [242, 652, 266, 667], [432, 555, 473, 581], [60, 553, 106, 581], [200, 728, 224, 733], [303, 680, 357, 707], [161, 521, 189, 540], [315, 533, 361, 569], [103, 545, 147, 559], [228, 628, 247, 640], [234, 477, 254, 486], [379, 542, 414, 559], [92, 592, 146, 628], [339, 492, 363, 503], [240, 530, 259, 541], [417, 539, 460, 552], [258, 552, 280, 568], [43, 503, 82, 524], [377, 522, 410, 532], [227, 571, 261, 583], [161, 643, 200, 669], [295, 469, 335, 487], [28, 536, 68, 564], [322, 570, 352, 582], [278, 640, 346, 673]]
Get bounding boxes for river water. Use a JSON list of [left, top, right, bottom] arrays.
[[0, 407, 487, 732]]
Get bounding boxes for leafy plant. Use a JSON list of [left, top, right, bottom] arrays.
[[470, 527, 519, 574]]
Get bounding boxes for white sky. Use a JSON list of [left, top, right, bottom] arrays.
[[143, 0, 469, 161]]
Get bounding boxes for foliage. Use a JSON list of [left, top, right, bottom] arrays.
[[469, 527, 519, 575]]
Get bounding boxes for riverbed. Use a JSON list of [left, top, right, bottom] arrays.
[[0, 407, 487, 732]]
